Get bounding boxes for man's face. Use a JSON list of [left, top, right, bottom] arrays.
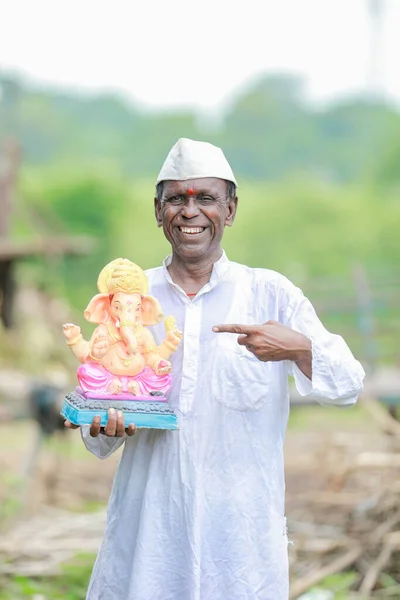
[[154, 178, 237, 261]]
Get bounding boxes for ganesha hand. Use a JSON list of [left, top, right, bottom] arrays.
[[63, 323, 82, 346], [155, 359, 171, 376], [90, 334, 109, 360], [165, 328, 183, 350]]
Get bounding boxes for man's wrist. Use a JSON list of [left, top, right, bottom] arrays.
[[292, 335, 312, 364]]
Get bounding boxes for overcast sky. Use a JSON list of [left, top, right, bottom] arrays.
[[1, 0, 399, 114]]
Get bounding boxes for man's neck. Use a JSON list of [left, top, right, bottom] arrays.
[[167, 249, 222, 294]]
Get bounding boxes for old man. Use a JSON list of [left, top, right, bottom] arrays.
[[66, 138, 365, 600]]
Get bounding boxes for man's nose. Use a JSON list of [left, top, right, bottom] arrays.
[[180, 197, 200, 218]]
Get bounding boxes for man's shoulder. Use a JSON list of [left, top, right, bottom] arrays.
[[229, 260, 295, 290], [229, 262, 305, 320]]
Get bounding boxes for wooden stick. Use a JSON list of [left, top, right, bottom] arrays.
[[289, 545, 363, 600], [359, 543, 394, 593], [370, 511, 400, 542], [294, 491, 365, 506], [361, 396, 400, 437]]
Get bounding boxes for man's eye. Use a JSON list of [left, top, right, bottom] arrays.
[[198, 196, 215, 204], [166, 196, 184, 205]]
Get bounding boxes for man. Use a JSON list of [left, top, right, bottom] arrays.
[[66, 138, 365, 600]]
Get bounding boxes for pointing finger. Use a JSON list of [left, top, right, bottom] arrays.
[[212, 324, 256, 335]]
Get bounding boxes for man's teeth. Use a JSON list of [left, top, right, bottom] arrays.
[[180, 227, 205, 234]]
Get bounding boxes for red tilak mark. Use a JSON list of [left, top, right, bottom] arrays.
[[187, 188, 195, 196]]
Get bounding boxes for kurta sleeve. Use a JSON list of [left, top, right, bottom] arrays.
[[81, 425, 126, 459], [281, 278, 365, 406]]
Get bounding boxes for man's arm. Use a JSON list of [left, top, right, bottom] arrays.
[[281, 281, 365, 406], [213, 281, 365, 407]]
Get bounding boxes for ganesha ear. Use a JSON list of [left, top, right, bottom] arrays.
[[84, 294, 111, 324], [141, 295, 164, 326]]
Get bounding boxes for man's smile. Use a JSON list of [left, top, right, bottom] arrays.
[[178, 227, 206, 235]]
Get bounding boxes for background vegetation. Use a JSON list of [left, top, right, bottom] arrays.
[[2, 72, 400, 184], [1, 71, 400, 599], [2, 73, 399, 265]]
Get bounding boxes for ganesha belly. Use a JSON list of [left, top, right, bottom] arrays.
[[61, 258, 182, 429]]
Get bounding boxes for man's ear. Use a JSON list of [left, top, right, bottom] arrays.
[[154, 197, 163, 228], [225, 196, 238, 227]]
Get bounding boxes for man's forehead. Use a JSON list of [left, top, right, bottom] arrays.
[[162, 178, 226, 194]]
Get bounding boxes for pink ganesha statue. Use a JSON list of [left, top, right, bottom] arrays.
[[62, 258, 182, 397]]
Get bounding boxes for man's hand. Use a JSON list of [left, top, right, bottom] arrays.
[[212, 320, 312, 375], [64, 408, 137, 437]]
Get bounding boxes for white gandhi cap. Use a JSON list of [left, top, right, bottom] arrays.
[[156, 138, 237, 186]]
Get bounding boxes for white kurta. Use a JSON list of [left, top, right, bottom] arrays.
[[82, 252, 365, 600]]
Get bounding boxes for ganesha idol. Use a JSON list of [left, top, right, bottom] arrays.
[[60, 258, 182, 430]]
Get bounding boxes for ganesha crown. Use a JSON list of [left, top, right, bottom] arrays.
[[97, 258, 149, 296], [108, 272, 143, 295]]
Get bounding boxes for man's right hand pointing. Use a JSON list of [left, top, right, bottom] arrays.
[[212, 320, 311, 370]]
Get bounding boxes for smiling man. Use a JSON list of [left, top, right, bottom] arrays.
[[74, 138, 365, 600]]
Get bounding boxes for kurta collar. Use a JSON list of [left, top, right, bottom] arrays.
[[162, 250, 230, 294]]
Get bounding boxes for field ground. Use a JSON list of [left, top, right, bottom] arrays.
[[0, 401, 398, 599]]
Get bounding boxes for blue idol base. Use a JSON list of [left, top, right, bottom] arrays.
[[61, 389, 178, 430]]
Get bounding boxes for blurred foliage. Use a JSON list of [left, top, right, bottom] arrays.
[[15, 167, 127, 312], [2, 72, 400, 183], [310, 570, 359, 597], [2, 71, 400, 600], [0, 553, 95, 600], [11, 171, 400, 314], [1, 71, 400, 363]]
